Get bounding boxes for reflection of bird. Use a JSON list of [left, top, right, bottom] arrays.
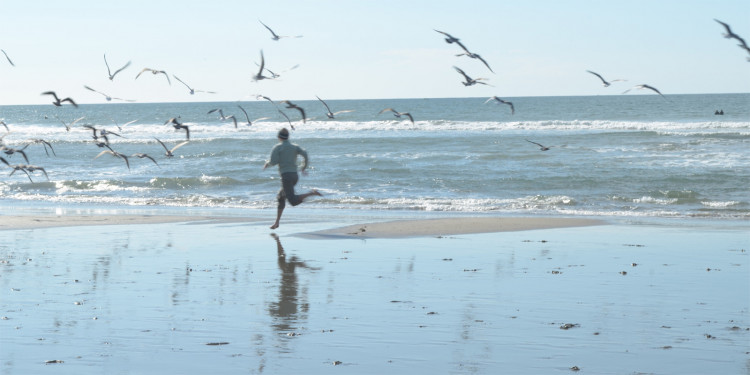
[[622, 84, 665, 98], [259, 20, 302, 41], [95, 150, 130, 170], [104, 54, 130, 81], [585, 70, 626, 87], [173, 75, 216, 95], [280, 100, 306, 123], [379, 108, 414, 124], [454, 66, 490, 86], [316, 95, 354, 119], [155, 137, 189, 157], [84, 85, 134, 102], [165, 117, 190, 140], [135, 68, 171, 85], [41, 91, 78, 107], [485, 96, 515, 115], [1, 49, 14, 66], [526, 139, 553, 151]]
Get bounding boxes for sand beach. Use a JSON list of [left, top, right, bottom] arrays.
[[0, 211, 747, 374]]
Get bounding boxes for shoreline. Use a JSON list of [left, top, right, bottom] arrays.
[[0, 213, 604, 238]]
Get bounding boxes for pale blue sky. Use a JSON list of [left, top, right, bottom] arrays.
[[0, 0, 748, 105]]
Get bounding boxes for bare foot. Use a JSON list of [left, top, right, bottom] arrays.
[[312, 189, 323, 196], [270, 223, 279, 229]]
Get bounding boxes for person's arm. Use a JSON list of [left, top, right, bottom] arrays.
[[298, 147, 309, 172], [263, 146, 279, 170]]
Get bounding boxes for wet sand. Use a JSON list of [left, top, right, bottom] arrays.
[[0, 214, 748, 374]]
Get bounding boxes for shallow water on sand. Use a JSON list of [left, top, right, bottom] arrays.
[[0, 221, 748, 374]]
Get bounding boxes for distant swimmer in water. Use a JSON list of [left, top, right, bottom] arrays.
[[263, 128, 322, 230]]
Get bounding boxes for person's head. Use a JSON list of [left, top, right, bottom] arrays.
[[277, 128, 289, 141]]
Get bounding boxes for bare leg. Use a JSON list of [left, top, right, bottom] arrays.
[[270, 205, 284, 229]]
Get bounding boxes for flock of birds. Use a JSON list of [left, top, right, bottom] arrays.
[[0, 19, 747, 182]]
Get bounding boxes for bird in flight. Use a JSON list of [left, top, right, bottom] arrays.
[[259, 20, 302, 41], [165, 117, 190, 140], [155, 137, 189, 158], [208, 108, 227, 120], [131, 153, 159, 166], [237, 105, 269, 126], [253, 50, 271, 81], [586, 70, 626, 87], [95, 150, 130, 170], [1, 49, 14, 66], [104, 54, 130, 81], [136, 68, 171, 85], [622, 84, 665, 98], [56, 115, 85, 132], [714, 19, 747, 45], [84, 85, 134, 102], [173, 75, 216, 95], [485, 96, 515, 115], [280, 100, 307, 123], [41, 91, 78, 107], [379, 108, 414, 124], [316, 96, 354, 119], [453, 66, 491, 86], [526, 140, 553, 151]]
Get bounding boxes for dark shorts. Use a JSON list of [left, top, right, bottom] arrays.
[[277, 172, 301, 208]]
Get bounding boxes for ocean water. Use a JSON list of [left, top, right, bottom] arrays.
[[0, 93, 748, 220]]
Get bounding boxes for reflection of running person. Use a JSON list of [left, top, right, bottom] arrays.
[[263, 128, 322, 229]]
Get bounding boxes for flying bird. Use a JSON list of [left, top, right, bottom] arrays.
[[56, 115, 85, 131], [455, 51, 494, 73], [253, 50, 270, 81], [95, 150, 130, 170], [84, 85, 134, 102], [1, 145, 30, 163], [0, 158, 34, 182], [27, 139, 56, 157], [316, 95, 354, 119], [236, 105, 269, 126], [585, 70, 626, 87], [277, 110, 295, 130], [41, 91, 78, 107], [165, 117, 190, 140], [714, 19, 747, 45], [131, 153, 159, 166], [280, 100, 306, 123], [173, 75, 216, 95], [104, 54, 130, 81], [1, 120, 8, 132], [622, 84, 665, 98], [1, 49, 14, 66], [136, 68, 171, 85], [485, 96, 515, 115], [259, 20, 302, 41], [526, 140, 554, 151], [379, 108, 414, 124], [155, 137, 189, 157], [453, 66, 491, 86], [208, 108, 227, 120]]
